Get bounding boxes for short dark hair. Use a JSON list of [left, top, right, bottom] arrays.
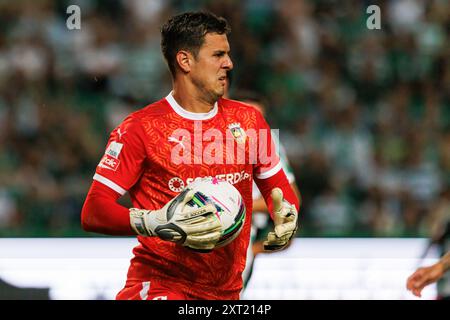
[[161, 11, 231, 76]]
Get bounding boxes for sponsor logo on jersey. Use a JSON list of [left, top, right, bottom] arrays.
[[105, 141, 123, 159], [98, 154, 120, 171], [168, 136, 186, 150], [117, 128, 127, 140], [168, 171, 251, 193], [168, 177, 185, 193], [228, 122, 247, 144]]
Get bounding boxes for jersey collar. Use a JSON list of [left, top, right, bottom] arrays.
[[165, 91, 218, 120]]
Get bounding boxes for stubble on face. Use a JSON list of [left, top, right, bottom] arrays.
[[190, 33, 232, 105]]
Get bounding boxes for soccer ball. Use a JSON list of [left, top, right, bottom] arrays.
[[185, 177, 246, 248]]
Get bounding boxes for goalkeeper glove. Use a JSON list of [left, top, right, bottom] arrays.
[[129, 188, 222, 252], [263, 188, 298, 251]]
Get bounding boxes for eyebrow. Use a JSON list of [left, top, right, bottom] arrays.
[[213, 50, 229, 55]]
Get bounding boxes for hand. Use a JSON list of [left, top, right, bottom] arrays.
[[406, 262, 445, 297], [130, 188, 222, 252], [263, 188, 298, 251]]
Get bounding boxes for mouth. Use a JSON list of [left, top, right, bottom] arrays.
[[218, 75, 227, 81]]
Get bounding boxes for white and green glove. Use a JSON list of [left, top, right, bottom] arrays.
[[263, 188, 298, 251], [129, 188, 222, 252]]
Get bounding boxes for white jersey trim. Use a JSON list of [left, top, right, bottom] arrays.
[[165, 91, 218, 120], [93, 173, 127, 195], [255, 161, 282, 180]]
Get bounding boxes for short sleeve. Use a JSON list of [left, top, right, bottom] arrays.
[[94, 116, 147, 195]]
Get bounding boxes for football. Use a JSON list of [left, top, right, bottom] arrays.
[[185, 177, 246, 248]]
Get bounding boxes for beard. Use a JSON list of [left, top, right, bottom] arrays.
[[191, 75, 223, 104]]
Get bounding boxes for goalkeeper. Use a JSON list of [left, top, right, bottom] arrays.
[[81, 11, 299, 300]]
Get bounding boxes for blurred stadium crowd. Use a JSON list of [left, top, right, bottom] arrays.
[[0, 0, 449, 237]]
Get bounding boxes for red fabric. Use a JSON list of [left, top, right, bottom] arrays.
[[82, 96, 284, 299], [81, 180, 134, 235], [116, 280, 186, 300], [116, 280, 239, 300]]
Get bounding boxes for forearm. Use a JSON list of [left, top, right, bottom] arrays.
[[252, 197, 269, 213], [439, 252, 450, 272], [81, 180, 136, 235]]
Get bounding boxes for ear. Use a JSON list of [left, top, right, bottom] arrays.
[[176, 50, 192, 73]]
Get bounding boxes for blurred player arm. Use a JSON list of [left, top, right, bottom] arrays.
[[406, 251, 450, 297]]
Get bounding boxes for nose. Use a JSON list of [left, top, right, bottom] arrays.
[[223, 56, 233, 70]]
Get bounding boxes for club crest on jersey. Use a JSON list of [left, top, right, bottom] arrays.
[[228, 123, 246, 144]]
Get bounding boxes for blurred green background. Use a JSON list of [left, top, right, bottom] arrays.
[[0, 0, 449, 237]]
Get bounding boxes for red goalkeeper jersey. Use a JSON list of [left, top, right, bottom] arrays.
[[94, 92, 282, 299]]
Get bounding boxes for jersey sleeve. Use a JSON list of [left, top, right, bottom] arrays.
[[252, 111, 281, 180], [94, 115, 147, 195]]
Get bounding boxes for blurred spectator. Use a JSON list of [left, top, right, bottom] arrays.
[[0, 0, 449, 237]]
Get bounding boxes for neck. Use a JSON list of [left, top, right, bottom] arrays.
[[172, 80, 217, 113]]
